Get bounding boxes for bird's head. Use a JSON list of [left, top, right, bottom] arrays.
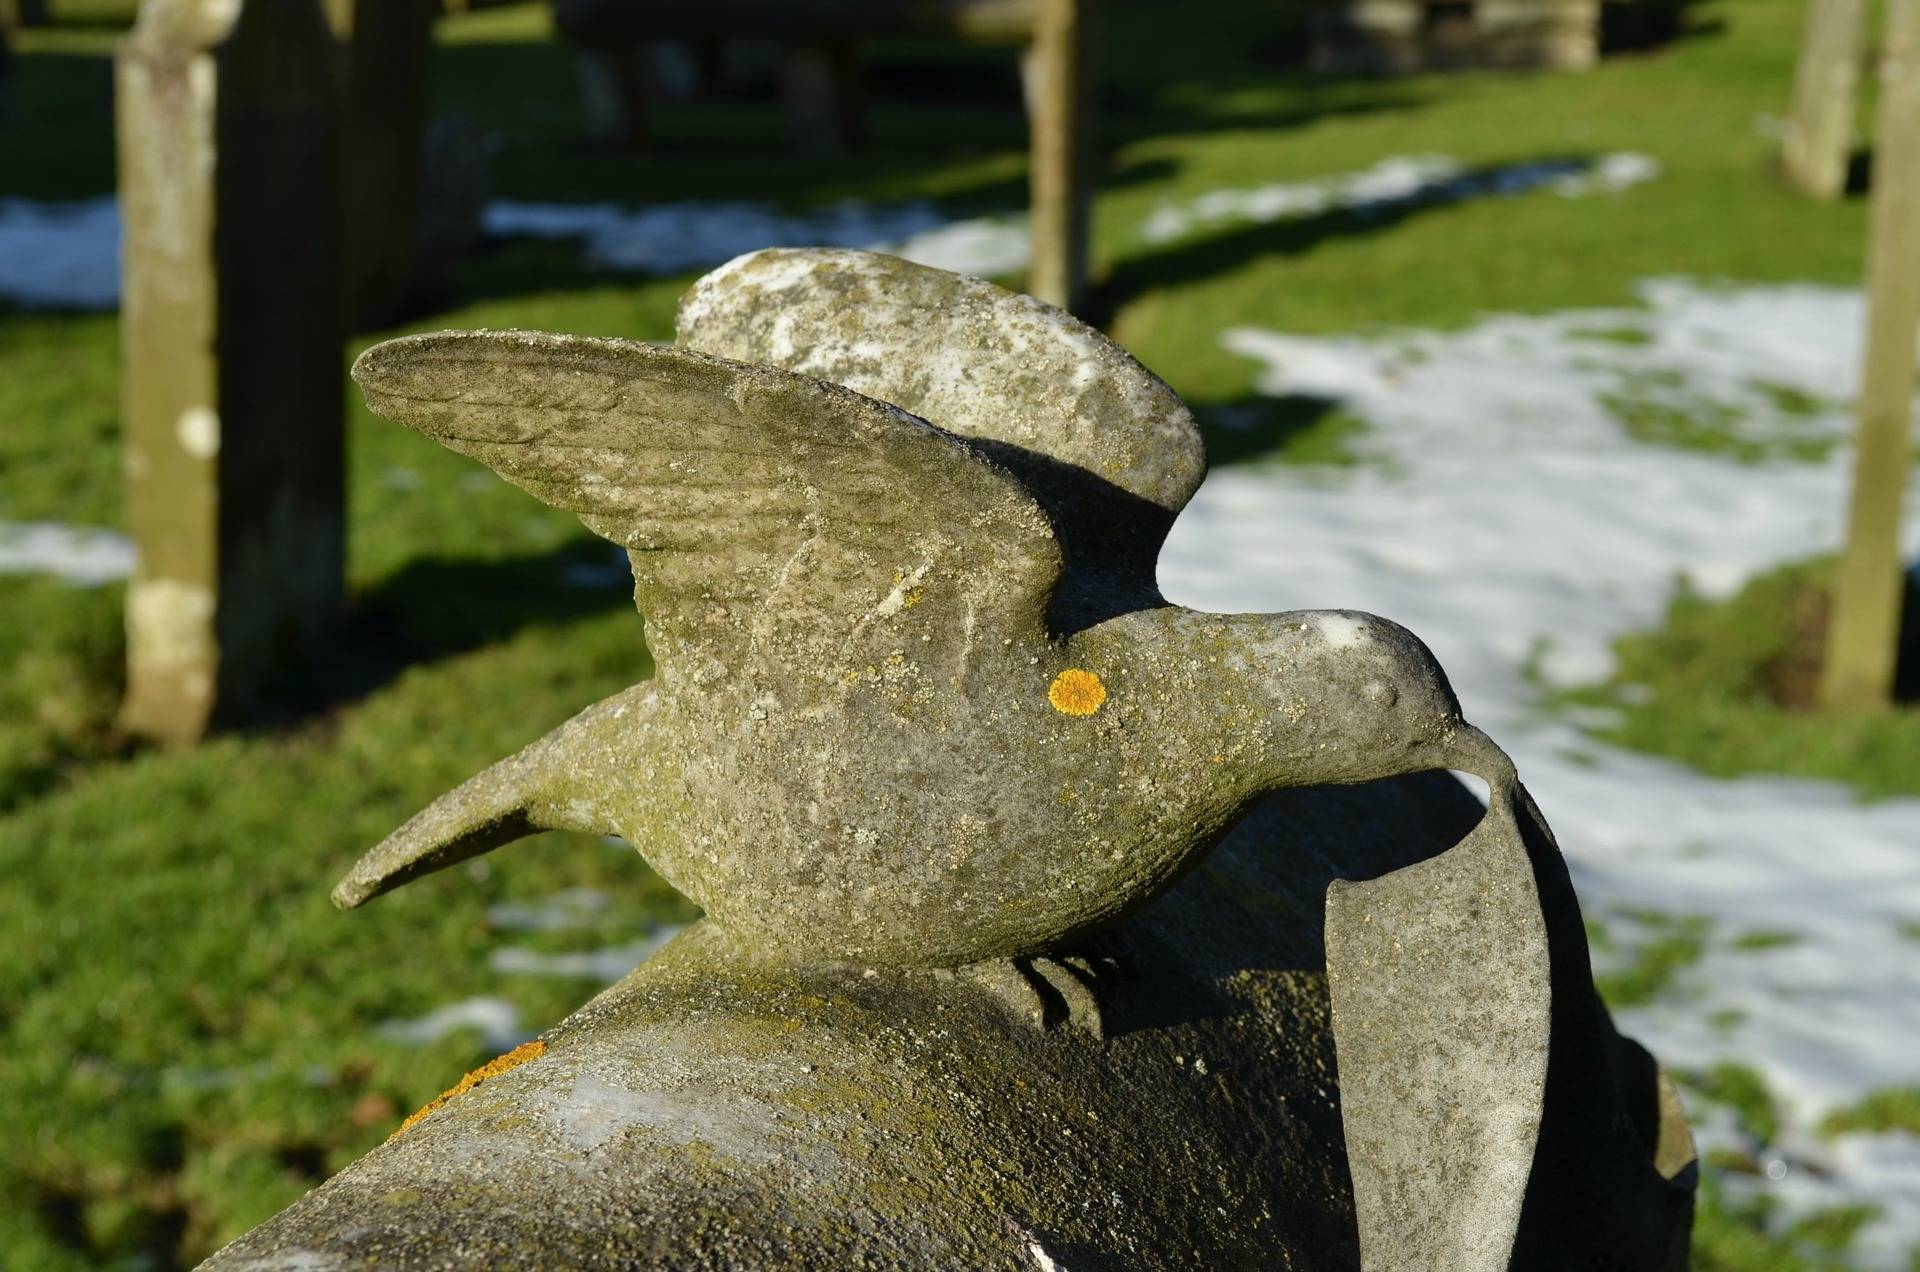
[[1146, 607, 1510, 797]]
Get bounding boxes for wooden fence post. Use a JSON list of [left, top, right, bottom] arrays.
[[1784, 0, 1868, 199], [323, 0, 437, 328], [0, 0, 48, 30], [116, 0, 345, 744], [1821, 0, 1920, 709], [1024, 0, 1094, 313]]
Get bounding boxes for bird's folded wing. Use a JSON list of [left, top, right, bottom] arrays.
[[353, 331, 1064, 677], [676, 249, 1207, 519]]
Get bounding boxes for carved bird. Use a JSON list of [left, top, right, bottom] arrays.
[[333, 248, 1509, 969]]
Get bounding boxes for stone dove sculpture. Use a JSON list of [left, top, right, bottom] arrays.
[[299, 250, 1695, 1271], [333, 248, 1506, 971]]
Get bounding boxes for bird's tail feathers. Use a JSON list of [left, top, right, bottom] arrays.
[[330, 707, 624, 909]]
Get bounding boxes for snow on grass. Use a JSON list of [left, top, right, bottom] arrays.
[[1137, 151, 1659, 244], [486, 887, 612, 933], [1158, 277, 1920, 1266], [0, 521, 135, 585], [0, 152, 1655, 309], [488, 924, 684, 982], [380, 996, 528, 1051], [482, 198, 1033, 279], [0, 197, 120, 309]]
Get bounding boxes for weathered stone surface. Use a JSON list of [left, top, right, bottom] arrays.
[[333, 251, 1487, 969], [224, 251, 1692, 1267], [116, 0, 345, 743], [210, 776, 1690, 1269]]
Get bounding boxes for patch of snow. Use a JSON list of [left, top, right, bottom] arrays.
[[489, 924, 684, 982], [381, 996, 528, 1051], [0, 521, 136, 585], [487, 887, 612, 933], [0, 197, 120, 309], [1160, 277, 1920, 1264], [1137, 151, 1660, 244], [484, 198, 1029, 280], [0, 153, 1650, 308]]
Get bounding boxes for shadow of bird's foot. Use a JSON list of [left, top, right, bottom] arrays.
[[963, 952, 1116, 1042]]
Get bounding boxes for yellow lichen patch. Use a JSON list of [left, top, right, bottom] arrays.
[[389, 1039, 548, 1141], [1048, 668, 1107, 717]]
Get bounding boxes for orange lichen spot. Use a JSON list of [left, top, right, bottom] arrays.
[[389, 1039, 547, 1141], [1048, 668, 1107, 717]]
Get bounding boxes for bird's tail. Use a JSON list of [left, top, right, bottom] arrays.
[[330, 688, 644, 909]]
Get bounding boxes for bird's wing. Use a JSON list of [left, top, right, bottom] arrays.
[[353, 331, 1063, 677], [1325, 780, 1697, 1269], [677, 249, 1208, 523]]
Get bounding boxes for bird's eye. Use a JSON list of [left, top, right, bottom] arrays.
[[1361, 681, 1397, 707]]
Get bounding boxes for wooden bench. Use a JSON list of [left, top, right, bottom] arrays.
[[1308, 0, 1601, 74], [549, 0, 1094, 311]]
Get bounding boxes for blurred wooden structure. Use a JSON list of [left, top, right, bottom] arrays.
[[116, 0, 344, 744], [550, 0, 1095, 312], [1308, 0, 1600, 73], [0, 0, 46, 28], [323, 0, 438, 328], [1783, 0, 1867, 199], [1822, 0, 1920, 708]]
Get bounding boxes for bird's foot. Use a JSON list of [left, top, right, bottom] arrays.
[[962, 941, 1131, 1041]]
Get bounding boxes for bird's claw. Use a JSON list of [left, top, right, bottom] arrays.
[[963, 941, 1131, 1041]]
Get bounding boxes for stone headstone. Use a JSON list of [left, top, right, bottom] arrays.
[[115, 0, 345, 744]]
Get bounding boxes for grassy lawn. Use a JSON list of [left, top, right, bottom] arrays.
[[1563, 556, 1920, 799], [1, 0, 1910, 1266]]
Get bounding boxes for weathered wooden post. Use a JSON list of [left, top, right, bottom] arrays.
[[116, 0, 345, 745], [1784, 0, 1868, 199], [1024, 0, 1093, 313], [0, 0, 47, 30], [780, 38, 864, 155], [323, 0, 437, 328], [1822, 0, 1920, 709]]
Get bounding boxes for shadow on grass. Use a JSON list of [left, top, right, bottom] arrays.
[[238, 538, 640, 731], [1192, 392, 1371, 469], [1088, 152, 1611, 324]]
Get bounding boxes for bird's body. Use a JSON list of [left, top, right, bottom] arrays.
[[327, 249, 1695, 1270], [340, 600, 1470, 966], [335, 248, 1489, 967]]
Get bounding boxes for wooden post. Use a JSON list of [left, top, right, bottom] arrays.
[[1024, 0, 1093, 312], [1784, 0, 1868, 199], [1821, 0, 1920, 709], [116, 0, 345, 744], [780, 39, 864, 155], [0, 0, 48, 29], [0, 18, 12, 126], [323, 0, 436, 328]]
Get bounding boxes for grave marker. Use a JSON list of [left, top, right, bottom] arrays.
[[116, 0, 344, 744]]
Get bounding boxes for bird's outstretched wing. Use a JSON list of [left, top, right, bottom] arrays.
[[353, 332, 1063, 678], [677, 251, 1206, 590]]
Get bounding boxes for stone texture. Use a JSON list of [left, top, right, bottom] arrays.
[[334, 249, 1490, 970], [227, 250, 1693, 1267]]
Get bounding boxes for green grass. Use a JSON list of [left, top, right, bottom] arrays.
[[1822, 1087, 1920, 1138], [1592, 911, 1714, 1007], [1, 0, 1913, 1266], [1562, 557, 1920, 799]]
